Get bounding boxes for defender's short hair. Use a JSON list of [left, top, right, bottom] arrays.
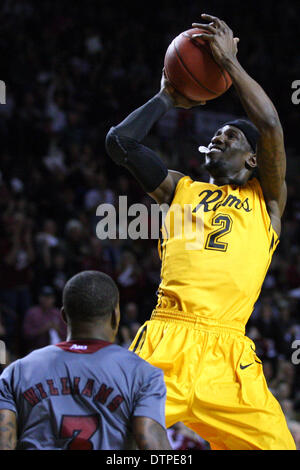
[[63, 271, 119, 321]]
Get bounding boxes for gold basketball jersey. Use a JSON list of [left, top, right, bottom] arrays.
[[155, 176, 279, 332]]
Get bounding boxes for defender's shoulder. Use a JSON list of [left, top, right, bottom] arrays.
[[110, 346, 164, 379]]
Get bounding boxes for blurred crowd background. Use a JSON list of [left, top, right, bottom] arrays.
[[0, 0, 300, 449]]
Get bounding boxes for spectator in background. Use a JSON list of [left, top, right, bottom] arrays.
[[34, 219, 61, 292], [36, 219, 60, 251], [121, 302, 142, 347], [118, 302, 142, 349], [118, 325, 132, 349], [0, 303, 17, 356], [0, 211, 34, 318], [81, 236, 114, 278], [0, 0, 299, 449], [167, 423, 207, 450], [84, 172, 115, 211], [252, 298, 285, 369], [288, 421, 300, 450], [286, 254, 300, 290], [141, 246, 162, 319], [116, 250, 143, 304], [23, 286, 66, 354], [46, 90, 67, 135], [123, 302, 140, 327], [63, 219, 88, 275], [38, 249, 70, 299], [0, 313, 7, 348]]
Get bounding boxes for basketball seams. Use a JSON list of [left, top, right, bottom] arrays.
[[173, 38, 217, 97], [183, 32, 230, 91], [164, 55, 206, 101], [199, 40, 229, 90], [201, 42, 229, 90]]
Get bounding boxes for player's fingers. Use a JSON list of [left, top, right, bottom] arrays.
[[192, 33, 213, 41], [233, 37, 240, 54], [190, 99, 206, 105], [219, 20, 234, 35], [192, 22, 217, 33], [161, 70, 172, 88], [201, 13, 222, 27], [191, 102, 206, 108]]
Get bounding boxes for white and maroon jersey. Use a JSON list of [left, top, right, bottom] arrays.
[[0, 339, 167, 450]]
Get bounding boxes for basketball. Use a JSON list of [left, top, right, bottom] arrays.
[[164, 28, 232, 101]]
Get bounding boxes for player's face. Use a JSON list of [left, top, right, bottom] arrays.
[[204, 125, 253, 177]]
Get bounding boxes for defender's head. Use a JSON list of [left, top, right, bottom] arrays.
[[62, 271, 120, 341], [202, 119, 259, 184]]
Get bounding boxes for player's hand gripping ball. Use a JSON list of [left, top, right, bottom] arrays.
[[164, 23, 233, 101]]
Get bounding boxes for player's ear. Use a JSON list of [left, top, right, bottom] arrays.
[[245, 153, 257, 170], [111, 304, 120, 332], [61, 307, 67, 324]]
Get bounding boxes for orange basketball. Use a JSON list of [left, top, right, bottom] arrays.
[[164, 28, 232, 101]]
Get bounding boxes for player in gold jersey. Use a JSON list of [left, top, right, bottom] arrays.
[[106, 14, 296, 450]]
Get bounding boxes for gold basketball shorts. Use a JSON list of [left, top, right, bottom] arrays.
[[129, 311, 296, 450]]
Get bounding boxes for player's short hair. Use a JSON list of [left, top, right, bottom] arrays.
[[63, 271, 119, 322]]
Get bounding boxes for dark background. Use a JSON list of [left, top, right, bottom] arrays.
[[0, 0, 299, 449]]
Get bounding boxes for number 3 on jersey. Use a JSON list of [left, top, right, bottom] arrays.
[[205, 213, 233, 252], [60, 415, 99, 450]]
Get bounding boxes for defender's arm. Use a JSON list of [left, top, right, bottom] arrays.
[[132, 416, 172, 450], [0, 409, 17, 450]]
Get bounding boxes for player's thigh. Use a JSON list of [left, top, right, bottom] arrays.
[[129, 320, 200, 382], [185, 416, 295, 450], [188, 335, 296, 450], [129, 320, 198, 427]]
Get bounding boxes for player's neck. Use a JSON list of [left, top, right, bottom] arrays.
[[209, 173, 248, 186], [66, 323, 115, 343]]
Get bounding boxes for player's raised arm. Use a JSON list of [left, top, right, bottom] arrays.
[[192, 14, 286, 236], [132, 416, 172, 450], [105, 72, 205, 205], [0, 409, 17, 450]]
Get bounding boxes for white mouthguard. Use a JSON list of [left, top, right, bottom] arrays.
[[198, 146, 209, 154]]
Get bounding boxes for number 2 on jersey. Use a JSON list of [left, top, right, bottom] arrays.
[[205, 213, 233, 252]]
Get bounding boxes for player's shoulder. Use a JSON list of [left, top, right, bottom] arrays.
[[0, 346, 56, 379], [3, 344, 163, 380], [90, 344, 164, 389], [242, 176, 264, 197], [244, 176, 260, 188], [19, 345, 59, 365], [173, 175, 207, 196], [175, 175, 194, 187], [0, 358, 21, 379], [108, 344, 163, 375]]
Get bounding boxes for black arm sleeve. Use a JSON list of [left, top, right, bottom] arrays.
[[105, 92, 173, 193]]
